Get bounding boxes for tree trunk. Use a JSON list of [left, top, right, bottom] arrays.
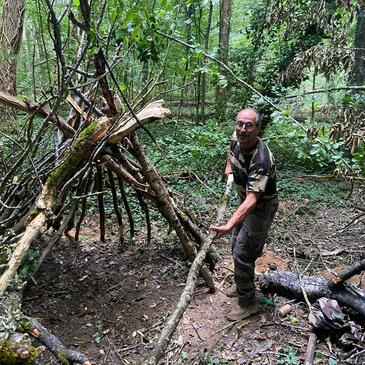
[[349, 5, 365, 86], [216, 0, 232, 121], [178, 2, 194, 118], [199, 0, 213, 121], [0, 0, 25, 126]]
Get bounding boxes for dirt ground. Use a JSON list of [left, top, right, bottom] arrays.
[[23, 182, 365, 365]]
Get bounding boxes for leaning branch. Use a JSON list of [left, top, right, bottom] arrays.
[[285, 86, 365, 99], [144, 175, 233, 364], [155, 30, 306, 133], [130, 133, 215, 291], [0, 91, 75, 137], [25, 318, 91, 365]]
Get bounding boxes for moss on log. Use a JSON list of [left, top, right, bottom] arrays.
[[44, 117, 111, 204], [0, 334, 38, 365]]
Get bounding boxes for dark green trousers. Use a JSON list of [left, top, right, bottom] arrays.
[[232, 196, 278, 308]]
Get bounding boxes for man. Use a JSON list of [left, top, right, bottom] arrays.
[[211, 108, 278, 321]]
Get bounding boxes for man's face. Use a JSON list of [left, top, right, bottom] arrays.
[[235, 110, 260, 151]]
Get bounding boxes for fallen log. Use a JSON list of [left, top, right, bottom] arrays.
[[0, 290, 90, 364], [260, 269, 365, 317], [143, 174, 233, 364]]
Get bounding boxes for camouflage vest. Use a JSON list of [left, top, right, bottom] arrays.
[[229, 135, 277, 200]]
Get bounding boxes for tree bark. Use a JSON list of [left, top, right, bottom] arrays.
[[0, 0, 26, 125], [349, 5, 365, 86], [216, 0, 232, 120], [260, 270, 365, 317]]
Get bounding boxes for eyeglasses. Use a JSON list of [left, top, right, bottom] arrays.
[[236, 121, 255, 130]]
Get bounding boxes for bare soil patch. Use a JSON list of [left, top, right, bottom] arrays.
[[23, 190, 365, 364]]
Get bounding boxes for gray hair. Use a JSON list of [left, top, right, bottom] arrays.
[[239, 108, 262, 128]]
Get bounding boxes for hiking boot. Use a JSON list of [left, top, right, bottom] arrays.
[[226, 284, 238, 298], [226, 304, 260, 321]]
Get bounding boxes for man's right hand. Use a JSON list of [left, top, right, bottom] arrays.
[[210, 224, 232, 239]]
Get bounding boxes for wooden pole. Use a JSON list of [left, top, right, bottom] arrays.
[[144, 175, 233, 364]]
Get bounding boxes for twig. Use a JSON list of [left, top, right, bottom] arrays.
[[286, 86, 365, 99], [207, 321, 236, 339], [159, 254, 184, 268], [191, 322, 204, 341], [344, 347, 365, 360], [321, 246, 365, 257], [293, 247, 312, 311], [304, 332, 317, 365], [331, 212, 365, 237]]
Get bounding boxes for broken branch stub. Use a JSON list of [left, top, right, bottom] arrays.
[[0, 91, 75, 137], [107, 99, 171, 144]]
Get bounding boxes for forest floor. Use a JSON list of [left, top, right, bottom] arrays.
[[23, 177, 365, 365]]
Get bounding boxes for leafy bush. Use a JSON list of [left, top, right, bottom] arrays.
[[266, 111, 358, 174], [145, 119, 230, 177], [278, 178, 347, 208], [18, 249, 40, 280]]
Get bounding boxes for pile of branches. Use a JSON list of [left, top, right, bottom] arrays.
[[0, 3, 217, 364]]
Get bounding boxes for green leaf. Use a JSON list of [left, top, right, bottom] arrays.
[[74, 0, 80, 6], [125, 8, 135, 23]]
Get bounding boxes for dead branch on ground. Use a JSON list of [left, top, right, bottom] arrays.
[[260, 269, 365, 317]]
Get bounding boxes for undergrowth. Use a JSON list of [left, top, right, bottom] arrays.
[[142, 116, 352, 211], [266, 111, 365, 176], [85, 115, 355, 246]]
